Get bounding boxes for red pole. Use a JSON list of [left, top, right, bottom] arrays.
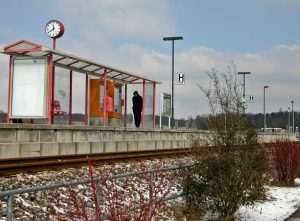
[[124, 84, 127, 128], [69, 70, 73, 125], [84, 74, 88, 125], [51, 69, 55, 124], [7, 56, 12, 124], [102, 69, 107, 126], [53, 38, 56, 50], [153, 82, 156, 128], [51, 38, 56, 124], [142, 80, 146, 128], [48, 54, 53, 124]]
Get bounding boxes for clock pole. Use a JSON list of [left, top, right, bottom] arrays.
[[51, 35, 57, 123], [52, 38, 56, 50], [45, 20, 65, 124]]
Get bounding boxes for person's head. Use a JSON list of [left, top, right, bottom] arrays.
[[133, 91, 139, 97]]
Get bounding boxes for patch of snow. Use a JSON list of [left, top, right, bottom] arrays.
[[238, 185, 300, 221]]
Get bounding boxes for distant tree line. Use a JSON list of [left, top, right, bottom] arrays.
[[189, 110, 300, 130]]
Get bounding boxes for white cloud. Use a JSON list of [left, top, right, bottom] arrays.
[[56, 0, 175, 42]]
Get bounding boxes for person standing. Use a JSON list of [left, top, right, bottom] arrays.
[[132, 91, 143, 128]]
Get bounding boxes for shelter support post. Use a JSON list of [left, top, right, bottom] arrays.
[[142, 80, 146, 128], [47, 54, 53, 125], [84, 74, 88, 125], [153, 83, 156, 128], [102, 68, 107, 126], [69, 70, 73, 125], [124, 84, 127, 128], [7, 56, 12, 124], [51, 63, 55, 124]]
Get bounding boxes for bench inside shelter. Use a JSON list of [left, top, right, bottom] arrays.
[[51, 100, 66, 116]]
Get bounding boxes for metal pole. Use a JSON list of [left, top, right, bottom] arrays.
[[153, 83, 156, 128], [243, 74, 245, 114], [7, 194, 13, 221], [69, 70, 73, 125], [103, 68, 107, 126], [264, 87, 267, 132], [238, 72, 251, 114], [243, 74, 245, 98], [51, 38, 56, 124], [84, 74, 88, 126], [142, 80, 146, 128], [7, 56, 12, 124], [159, 93, 162, 129], [163, 36, 183, 129], [47, 54, 53, 124], [288, 108, 290, 133], [171, 40, 174, 129], [263, 86, 268, 132], [291, 101, 294, 133], [124, 84, 127, 128]]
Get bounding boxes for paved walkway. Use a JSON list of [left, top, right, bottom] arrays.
[[286, 207, 300, 221]]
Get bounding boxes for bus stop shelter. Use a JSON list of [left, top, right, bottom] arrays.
[[0, 40, 159, 128]]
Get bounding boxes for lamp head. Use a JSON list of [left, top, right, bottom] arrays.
[[163, 36, 183, 41]]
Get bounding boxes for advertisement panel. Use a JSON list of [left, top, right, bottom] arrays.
[[11, 58, 47, 118]]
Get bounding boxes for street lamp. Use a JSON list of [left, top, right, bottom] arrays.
[[163, 36, 183, 129], [288, 107, 291, 133], [238, 72, 251, 114], [291, 100, 294, 133], [263, 86, 269, 132]]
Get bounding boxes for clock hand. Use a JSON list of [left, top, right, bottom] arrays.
[[48, 27, 55, 33]]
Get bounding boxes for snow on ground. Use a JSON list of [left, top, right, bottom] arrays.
[[237, 179, 300, 221]]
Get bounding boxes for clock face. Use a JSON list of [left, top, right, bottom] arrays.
[[45, 20, 64, 38]]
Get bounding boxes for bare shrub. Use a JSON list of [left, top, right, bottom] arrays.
[[57, 161, 178, 221], [268, 139, 300, 185], [183, 64, 268, 221]]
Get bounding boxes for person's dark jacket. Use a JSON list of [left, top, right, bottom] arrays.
[[132, 95, 143, 113]]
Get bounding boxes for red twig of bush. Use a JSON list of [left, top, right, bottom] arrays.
[[268, 140, 300, 185], [57, 161, 178, 220]]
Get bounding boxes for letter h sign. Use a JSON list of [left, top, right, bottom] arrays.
[[177, 72, 185, 85]]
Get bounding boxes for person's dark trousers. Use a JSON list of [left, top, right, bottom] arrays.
[[134, 112, 141, 128]]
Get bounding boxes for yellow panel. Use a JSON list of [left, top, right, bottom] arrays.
[[89, 79, 101, 117], [90, 79, 123, 119]]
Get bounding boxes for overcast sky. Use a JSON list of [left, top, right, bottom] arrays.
[[1, 0, 300, 118]]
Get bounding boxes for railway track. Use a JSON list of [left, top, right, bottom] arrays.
[[0, 148, 190, 176]]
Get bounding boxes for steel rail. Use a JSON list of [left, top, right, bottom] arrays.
[[0, 148, 190, 176]]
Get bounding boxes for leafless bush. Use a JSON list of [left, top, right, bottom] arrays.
[[183, 64, 268, 221], [267, 139, 300, 185], [57, 161, 179, 221]]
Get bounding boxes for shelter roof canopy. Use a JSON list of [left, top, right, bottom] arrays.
[[0, 40, 160, 84]]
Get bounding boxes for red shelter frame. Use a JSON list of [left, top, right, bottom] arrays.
[[0, 40, 160, 128]]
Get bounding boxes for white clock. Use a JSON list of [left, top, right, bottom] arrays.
[[45, 20, 65, 39]]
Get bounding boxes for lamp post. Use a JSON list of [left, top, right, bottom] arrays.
[[263, 86, 269, 132], [163, 36, 183, 129], [238, 72, 251, 114], [288, 107, 291, 133], [291, 100, 294, 133]]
